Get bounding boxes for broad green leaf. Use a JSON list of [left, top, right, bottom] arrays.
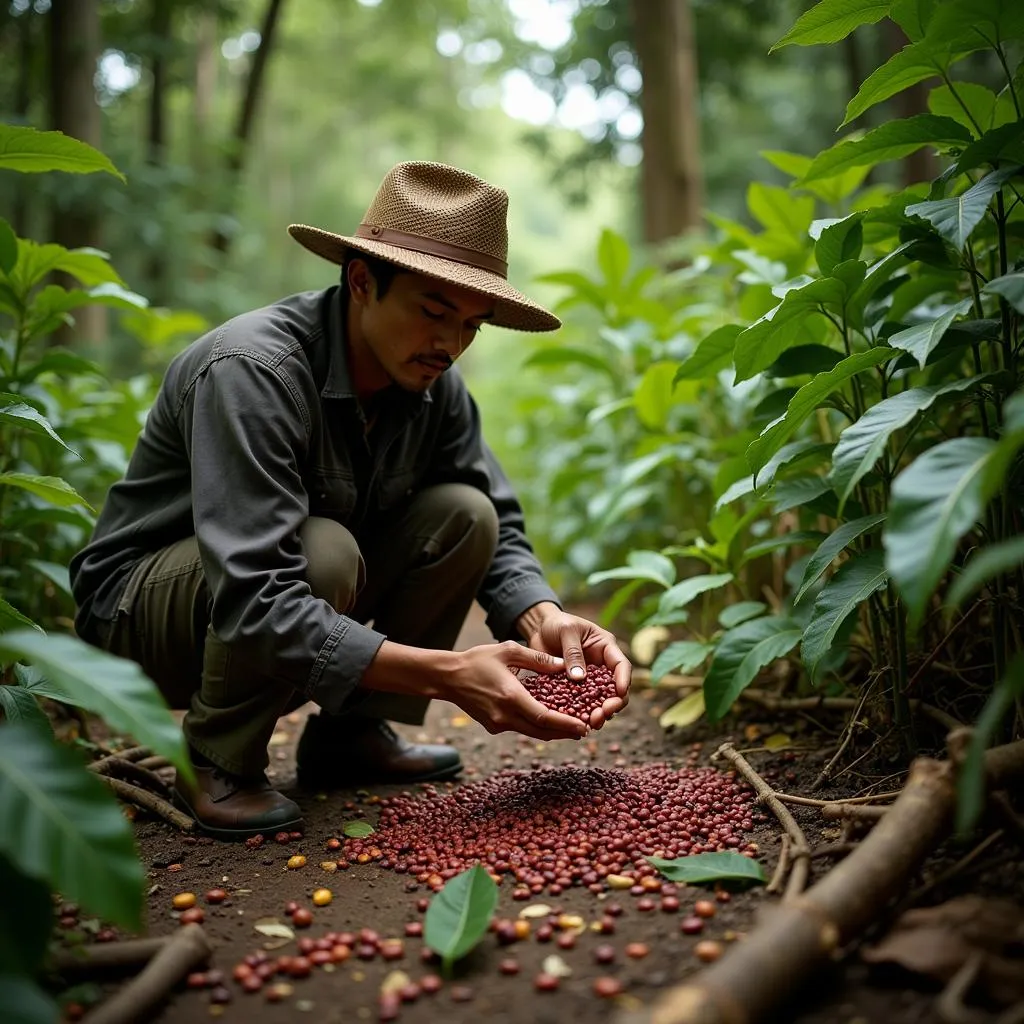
[[26, 284, 148, 331], [674, 325, 740, 381], [0, 597, 43, 634], [0, 631, 190, 776], [802, 549, 889, 680], [658, 574, 733, 616], [27, 560, 72, 599], [719, 602, 767, 628], [746, 348, 897, 479], [926, 0, 1024, 51], [523, 346, 616, 377], [424, 864, 498, 971], [891, 0, 938, 41], [804, 116, 971, 184], [955, 654, 1024, 834], [884, 437, 1001, 626], [650, 641, 715, 683], [946, 535, 1024, 610], [703, 617, 803, 721], [772, 475, 835, 513], [648, 851, 766, 885], [795, 514, 887, 604], [343, 820, 375, 838], [954, 121, 1024, 175], [14, 348, 104, 384], [0, 218, 16, 275], [830, 376, 988, 506], [0, 723, 144, 929], [983, 272, 1024, 313], [815, 214, 864, 276], [659, 690, 706, 729], [628, 550, 676, 588], [0, 403, 77, 455], [905, 166, 1021, 251], [0, 473, 92, 510], [760, 150, 813, 179], [768, 344, 842, 378], [741, 530, 828, 563], [597, 229, 630, 286], [9, 241, 123, 297], [927, 83, 1011, 134], [747, 183, 815, 244], [772, 0, 889, 49], [634, 361, 681, 431], [0, 124, 124, 179], [0, 686, 50, 733], [535, 270, 605, 309], [716, 439, 831, 511], [0, 974, 59, 1024], [0, 852, 53, 975]]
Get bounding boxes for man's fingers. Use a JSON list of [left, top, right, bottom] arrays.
[[504, 641, 565, 675]]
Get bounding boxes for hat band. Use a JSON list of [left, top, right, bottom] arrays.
[[355, 223, 508, 279]]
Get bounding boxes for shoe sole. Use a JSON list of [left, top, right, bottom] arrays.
[[172, 792, 305, 842], [296, 760, 464, 790]]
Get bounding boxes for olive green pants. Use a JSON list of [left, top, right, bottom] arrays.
[[100, 484, 499, 775]]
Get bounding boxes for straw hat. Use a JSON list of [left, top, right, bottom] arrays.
[[288, 161, 561, 333]]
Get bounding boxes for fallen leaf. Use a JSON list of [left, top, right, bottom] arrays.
[[763, 732, 792, 750], [343, 820, 375, 838], [518, 904, 553, 919], [542, 954, 572, 978], [659, 690, 705, 729], [253, 919, 295, 940], [630, 626, 670, 667]]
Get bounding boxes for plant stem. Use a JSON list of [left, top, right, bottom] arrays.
[[994, 43, 1022, 119], [888, 591, 914, 756], [964, 243, 993, 437]]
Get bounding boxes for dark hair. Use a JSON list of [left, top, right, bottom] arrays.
[[341, 249, 405, 299]]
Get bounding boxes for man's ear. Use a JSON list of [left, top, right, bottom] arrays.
[[347, 258, 375, 304]]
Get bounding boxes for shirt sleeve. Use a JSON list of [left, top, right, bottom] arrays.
[[423, 372, 561, 641], [180, 352, 386, 713]]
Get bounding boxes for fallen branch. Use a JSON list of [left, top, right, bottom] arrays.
[[96, 776, 193, 832], [83, 924, 211, 1024], [820, 803, 888, 823], [626, 737, 1024, 1024], [775, 790, 901, 808], [89, 747, 152, 775], [765, 835, 790, 896], [714, 742, 809, 901], [135, 755, 172, 772], [88, 757, 171, 797], [50, 937, 170, 975]]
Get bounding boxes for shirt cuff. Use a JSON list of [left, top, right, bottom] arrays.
[[485, 576, 562, 642], [308, 617, 388, 714]]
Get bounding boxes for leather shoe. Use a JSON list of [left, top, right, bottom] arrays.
[[172, 760, 304, 841], [296, 714, 462, 788]]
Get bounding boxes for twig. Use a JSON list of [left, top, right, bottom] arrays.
[[902, 830, 1005, 911], [88, 757, 171, 797], [813, 689, 870, 789], [49, 937, 170, 974], [96, 776, 193, 832], [83, 924, 211, 1024], [765, 835, 790, 895], [775, 790, 902, 808], [936, 951, 987, 1024], [806, 842, 859, 860], [135, 756, 172, 772], [713, 742, 809, 901], [89, 747, 152, 775], [820, 804, 888, 823]]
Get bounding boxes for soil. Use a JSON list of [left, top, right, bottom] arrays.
[[51, 606, 1024, 1024]]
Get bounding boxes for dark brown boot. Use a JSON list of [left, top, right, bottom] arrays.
[[296, 715, 462, 788], [172, 760, 304, 841]]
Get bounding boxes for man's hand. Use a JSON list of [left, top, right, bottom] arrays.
[[516, 602, 631, 729]]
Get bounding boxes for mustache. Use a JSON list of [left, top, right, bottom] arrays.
[[420, 354, 453, 370]]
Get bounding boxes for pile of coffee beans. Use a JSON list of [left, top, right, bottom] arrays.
[[518, 664, 618, 724], [345, 763, 757, 896]]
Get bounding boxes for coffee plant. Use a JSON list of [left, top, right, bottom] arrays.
[[0, 125, 192, 1022]]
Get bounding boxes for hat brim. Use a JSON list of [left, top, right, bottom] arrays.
[[287, 224, 561, 333]]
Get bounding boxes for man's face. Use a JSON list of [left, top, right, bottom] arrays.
[[349, 262, 496, 394]]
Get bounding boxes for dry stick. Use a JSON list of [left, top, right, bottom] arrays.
[[935, 951, 987, 1024], [89, 746, 152, 775], [50, 936, 170, 975], [775, 790, 902, 808], [743, 692, 963, 733], [96, 776, 194, 832], [83, 924, 211, 1024], [88, 757, 172, 797], [765, 835, 790, 896], [812, 689, 871, 790], [135, 755, 172, 771], [714, 742, 809, 902], [820, 803, 888, 823], [625, 738, 1024, 1024]]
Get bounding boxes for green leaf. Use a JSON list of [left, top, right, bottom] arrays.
[[650, 641, 715, 683], [647, 851, 766, 885], [703, 617, 803, 721], [884, 437, 1001, 627], [905, 166, 1021, 251], [342, 820, 374, 838], [597, 229, 630, 287], [747, 183, 815, 244], [772, 0, 889, 49], [767, 345, 843, 378], [927, 83, 1009, 134], [830, 376, 988, 506], [0, 473, 92, 511], [0, 851, 53, 975], [14, 348, 104, 384], [0, 686, 50, 733], [719, 602, 767, 628], [10, 241, 124, 295], [0, 125, 124, 180], [815, 214, 864, 276], [0, 974, 59, 1024], [634, 361, 682, 431], [0, 597, 43, 634], [0, 217, 16, 275], [0, 403, 77, 455], [658, 574, 734, 616], [659, 690, 706, 729], [424, 864, 498, 971], [946, 535, 1024, 611], [982, 272, 1024, 313], [746, 347, 897, 479], [674, 325, 740, 381], [956, 655, 1024, 833], [523, 346, 616, 377], [771, 475, 835, 513], [628, 551, 676, 589], [741, 530, 828, 563], [0, 722, 144, 930], [27, 560, 73, 599], [890, 0, 938, 41], [801, 549, 889, 680], [0, 631, 191, 776], [804, 116, 971, 184], [954, 121, 1024, 175], [795, 514, 888, 604]]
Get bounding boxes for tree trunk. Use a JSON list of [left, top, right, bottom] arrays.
[[208, 0, 286, 255], [11, 9, 37, 237], [146, 0, 173, 302], [632, 0, 704, 245], [48, 0, 106, 345], [883, 19, 938, 185]]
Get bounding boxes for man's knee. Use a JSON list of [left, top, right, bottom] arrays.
[[416, 483, 499, 568], [300, 517, 364, 612]]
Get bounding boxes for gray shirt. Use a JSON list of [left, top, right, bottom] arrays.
[[70, 286, 560, 711]]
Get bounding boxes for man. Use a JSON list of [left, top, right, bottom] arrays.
[[70, 161, 631, 841]]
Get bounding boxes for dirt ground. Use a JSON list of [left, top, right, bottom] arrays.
[[54, 606, 1024, 1024]]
